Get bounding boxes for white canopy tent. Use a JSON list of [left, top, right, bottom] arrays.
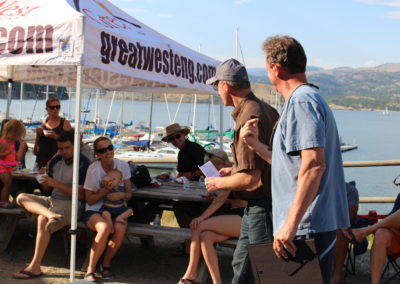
[[0, 0, 220, 281]]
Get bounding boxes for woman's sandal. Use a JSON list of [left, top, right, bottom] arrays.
[[84, 272, 96, 282], [178, 278, 195, 284], [100, 265, 113, 279]]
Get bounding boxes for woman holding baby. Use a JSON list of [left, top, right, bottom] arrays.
[[82, 136, 132, 282]]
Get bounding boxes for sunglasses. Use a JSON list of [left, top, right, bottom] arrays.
[[168, 134, 182, 142], [95, 144, 114, 154], [48, 105, 61, 110], [205, 152, 226, 162]]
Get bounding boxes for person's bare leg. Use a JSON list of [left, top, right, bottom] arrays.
[[102, 210, 114, 234], [86, 214, 111, 275], [12, 215, 51, 278], [370, 228, 393, 284], [181, 215, 241, 283], [181, 227, 202, 281], [115, 208, 133, 225], [0, 173, 12, 202], [16, 193, 62, 220], [332, 230, 349, 284], [200, 231, 229, 284], [343, 211, 400, 243], [101, 221, 128, 269]]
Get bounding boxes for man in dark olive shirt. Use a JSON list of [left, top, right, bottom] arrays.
[[205, 59, 279, 284], [162, 123, 205, 180]]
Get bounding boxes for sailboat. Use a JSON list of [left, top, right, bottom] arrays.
[[382, 106, 389, 116]]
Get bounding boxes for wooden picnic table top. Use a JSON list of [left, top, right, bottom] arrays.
[[12, 172, 210, 203], [133, 181, 209, 203], [11, 170, 37, 181]]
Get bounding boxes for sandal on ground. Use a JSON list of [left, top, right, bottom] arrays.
[[100, 265, 113, 279], [178, 278, 196, 284], [84, 272, 96, 282], [12, 269, 44, 279]]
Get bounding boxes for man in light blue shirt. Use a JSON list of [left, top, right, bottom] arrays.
[[240, 35, 349, 283]]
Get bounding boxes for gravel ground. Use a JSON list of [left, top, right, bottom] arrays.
[[0, 218, 234, 284], [2, 218, 400, 284]]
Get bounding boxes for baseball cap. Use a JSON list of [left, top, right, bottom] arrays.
[[206, 58, 249, 85]]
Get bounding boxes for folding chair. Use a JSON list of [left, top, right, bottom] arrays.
[[381, 254, 400, 284]]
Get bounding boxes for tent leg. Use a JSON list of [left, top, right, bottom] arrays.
[[70, 65, 83, 283]]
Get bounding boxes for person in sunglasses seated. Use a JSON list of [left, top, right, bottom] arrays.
[[179, 148, 247, 284], [162, 123, 206, 181], [83, 137, 132, 282], [161, 123, 207, 231], [34, 97, 71, 168]]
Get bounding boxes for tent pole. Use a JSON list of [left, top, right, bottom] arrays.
[[219, 97, 223, 149], [6, 79, 12, 119], [69, 65, 83, 282]]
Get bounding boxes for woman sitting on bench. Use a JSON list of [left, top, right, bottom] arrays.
[[82, 137, 132, 282], [178, 149, 247, 284]]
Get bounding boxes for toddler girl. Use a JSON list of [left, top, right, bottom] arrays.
[[0, 119, 26, 208]]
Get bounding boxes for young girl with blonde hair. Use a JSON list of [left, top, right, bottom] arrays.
[[0, 119, 26, 208]]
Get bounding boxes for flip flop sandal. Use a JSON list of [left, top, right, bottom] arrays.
[[100, 265, 114, 279], [45, 216, 63, 233], [12, 269, 44, 279], [178, 279, 196, 284], [339, 228, 363, 244], [84, 272, 96, 282]]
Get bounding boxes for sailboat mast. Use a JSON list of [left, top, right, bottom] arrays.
[[235, 28, 239, 60], [19, 83, 24, 120]]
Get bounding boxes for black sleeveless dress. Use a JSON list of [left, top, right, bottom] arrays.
[[36, 118, 65, 167]]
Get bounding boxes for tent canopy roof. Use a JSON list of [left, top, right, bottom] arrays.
[[0, 0, 219, 94]]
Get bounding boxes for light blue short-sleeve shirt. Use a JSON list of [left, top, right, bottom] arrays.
[[272, 84, 349, 235]]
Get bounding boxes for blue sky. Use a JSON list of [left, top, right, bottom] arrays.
[[110, 0, 400, 69]]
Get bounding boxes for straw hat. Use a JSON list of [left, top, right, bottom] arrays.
[[161, 123, 190, 142]]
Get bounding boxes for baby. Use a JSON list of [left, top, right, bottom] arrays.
[[99, 169, 133, 233]]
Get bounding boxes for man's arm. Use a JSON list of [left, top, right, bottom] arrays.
[[273, 147, 326, 258], [205, 169, 261, 192], [241, 119, 272, 164], [41, 176, 85, 200]]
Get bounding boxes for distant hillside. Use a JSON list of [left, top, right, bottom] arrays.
[[248, 63, 400, 111]]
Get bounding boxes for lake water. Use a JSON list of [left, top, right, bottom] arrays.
[[2, 98, 399, 214]]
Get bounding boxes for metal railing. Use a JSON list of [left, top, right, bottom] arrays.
[[344, 160, 400, 203]]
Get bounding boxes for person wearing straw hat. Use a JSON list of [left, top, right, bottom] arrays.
[[162, 123, 207, 232], [162, 123, 206, 181], [205, 58, 279, 284]]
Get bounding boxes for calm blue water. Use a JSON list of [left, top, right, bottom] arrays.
[[2, 99, 399, 214]]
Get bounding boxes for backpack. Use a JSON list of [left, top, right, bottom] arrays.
[[128, 162, 152, 188]]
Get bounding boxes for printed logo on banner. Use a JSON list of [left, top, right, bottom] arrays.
[[0, 0, 39, 17], [73, 0, 144, 34], [59, 39, 74, 57]]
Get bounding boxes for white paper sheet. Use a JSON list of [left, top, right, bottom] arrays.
[[198, 161, 220, 177]]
